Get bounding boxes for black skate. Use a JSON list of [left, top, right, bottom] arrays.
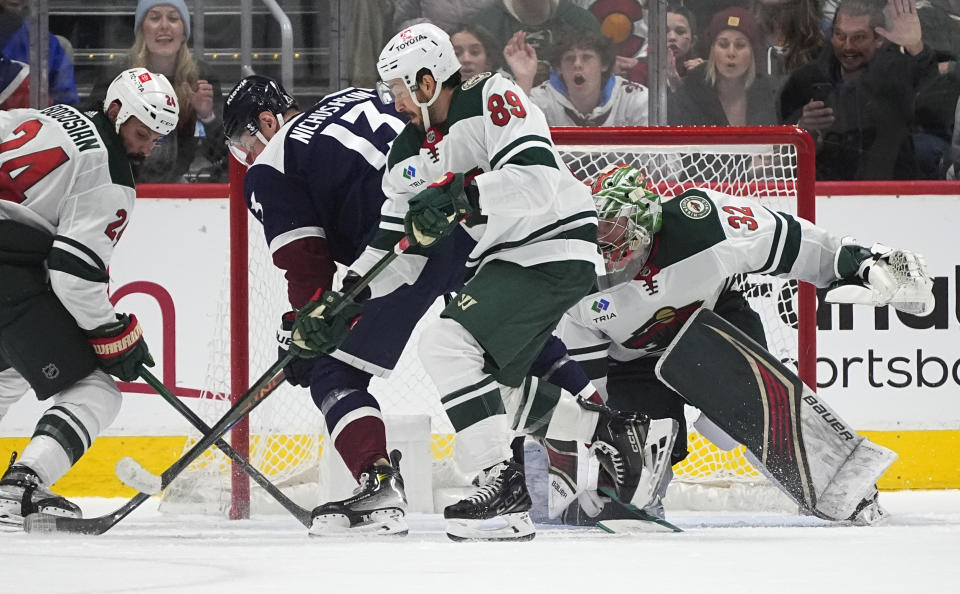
[[444, 459, 535, 542], [582, 398, 678, 510], [0, 459, 81, 529], [309, 450, 408, 536]]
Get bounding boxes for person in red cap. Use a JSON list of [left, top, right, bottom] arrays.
[[667, 6, 780, 127]]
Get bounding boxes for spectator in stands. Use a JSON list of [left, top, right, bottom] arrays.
[[912, 0, 960, 177], [350, 1, 394, 88], [665, 4, 704, 90], [394, 0, 498, 32], [0, 6, 27, 110], [669, 7, 780, 126], [591, 3, 702, 90], [478, 0, 601, 89], [0, 0, 78, 106], [89, 0, 227, 183], [528, 29, 649, 125], [451, 24, 502, 80], [753, 0, 825, 83], [944, 95, 960, 178], [780, 0, 939, 180]]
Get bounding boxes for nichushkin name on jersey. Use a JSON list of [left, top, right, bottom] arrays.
[[288, 89, 374, 145], [41, 105, 101, 152]]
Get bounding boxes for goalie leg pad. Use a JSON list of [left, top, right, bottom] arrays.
[[656, 308, 897, 520]]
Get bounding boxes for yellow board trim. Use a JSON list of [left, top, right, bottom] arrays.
[[1, 429, 958, 497]]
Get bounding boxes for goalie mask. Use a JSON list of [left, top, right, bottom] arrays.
[[592, 165, 662, 290], [376, 23, 460, 130], [223, 75, 298, 165], [103, 68, 179, 136]]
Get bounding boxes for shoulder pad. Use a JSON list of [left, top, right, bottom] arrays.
[[461, 71, 493, 90]]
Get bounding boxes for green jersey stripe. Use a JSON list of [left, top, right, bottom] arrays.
[[489, 134, 553, 170], [47, 248, 110, 283], [440, 375, 498, 404], [444, 388, 506, 432], [53, 235, 105, 270], [502, 146, 558, 170], [773, 213, 803, 275], [467, 211, 597, 264], [752, 209, 784, 275]]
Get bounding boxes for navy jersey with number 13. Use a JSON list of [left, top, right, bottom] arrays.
[[243, 87, 405, 307]]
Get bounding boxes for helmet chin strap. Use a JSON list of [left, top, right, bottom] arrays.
[[411, 77, 441, 130]]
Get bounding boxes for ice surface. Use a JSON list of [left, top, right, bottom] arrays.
[[2, 490, 958, 594]]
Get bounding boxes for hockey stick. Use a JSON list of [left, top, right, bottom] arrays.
[[24, 241, 409, 535], [124, 367, 313, 527]]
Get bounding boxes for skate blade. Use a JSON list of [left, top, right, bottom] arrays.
[[309, 508, 408, 537], [445, 512, 536, 542], [0, 514, 22, 531]]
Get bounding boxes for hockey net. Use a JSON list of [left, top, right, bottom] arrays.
[[160, 126, 816, 517]]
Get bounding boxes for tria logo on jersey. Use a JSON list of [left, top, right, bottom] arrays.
[[402, 165, 416, 179], [590, 297, 617, 323]]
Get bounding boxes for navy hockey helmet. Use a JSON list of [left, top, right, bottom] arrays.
[[222, 75, 298, 146]]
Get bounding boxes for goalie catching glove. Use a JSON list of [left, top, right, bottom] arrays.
[[404, 171, 478, 248], [85, 313, 154, 382], [290, 288, 363, 356], [827, 238, 934, 315]]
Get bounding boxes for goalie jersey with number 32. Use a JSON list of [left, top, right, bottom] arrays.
[[560, 187, 841, 368]]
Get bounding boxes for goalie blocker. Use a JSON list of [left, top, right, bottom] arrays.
[[655, 308, 897, 521]]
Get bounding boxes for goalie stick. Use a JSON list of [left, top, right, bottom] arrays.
[[24, 241, 410, 535]]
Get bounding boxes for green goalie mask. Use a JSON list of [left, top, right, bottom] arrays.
[[591, 165, 662, 289]]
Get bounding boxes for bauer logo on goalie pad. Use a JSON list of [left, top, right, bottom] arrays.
[[656, 308, 816, 509]]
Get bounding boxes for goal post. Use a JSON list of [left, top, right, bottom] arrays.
[[163, 125, 818, 518]]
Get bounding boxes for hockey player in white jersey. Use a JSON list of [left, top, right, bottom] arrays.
[[0, 68, 178, 527], [288, 23, 676, 541], [547, 164, 934, 525]]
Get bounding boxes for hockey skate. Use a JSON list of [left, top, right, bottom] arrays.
[[309, 450, 408, 536], [444, 459, 535, 542], [0, 461, 80, 529], [583, 398, 678, 511]]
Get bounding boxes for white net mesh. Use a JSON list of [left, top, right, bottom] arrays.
[[160, 128, 814, 515]]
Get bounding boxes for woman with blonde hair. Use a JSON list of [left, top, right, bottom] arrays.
[[90, 0, 228, 182], [669, 7, 780, 127]]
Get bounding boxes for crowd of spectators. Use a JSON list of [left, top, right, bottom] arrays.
[[4, 0, 959, 182]]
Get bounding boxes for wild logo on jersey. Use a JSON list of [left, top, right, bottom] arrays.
[[621, 301, 703, 353]]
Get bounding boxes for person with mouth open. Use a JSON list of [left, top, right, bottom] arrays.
[[527, 29, 649, 127], [87, 0, 229, 183], [668, 7, 779, 128]]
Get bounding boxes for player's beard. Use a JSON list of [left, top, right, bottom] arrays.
[[127, 152, 147, 166]]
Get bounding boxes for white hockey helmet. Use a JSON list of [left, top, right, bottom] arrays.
[[376, 23, 461, 129], [103, 68, 179, 136]]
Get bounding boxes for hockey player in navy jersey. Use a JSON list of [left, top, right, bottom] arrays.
[[0, 68, 179, 527], [222, 75, 476, 536]]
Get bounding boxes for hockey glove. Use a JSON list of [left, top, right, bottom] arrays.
[[290, 289, 363, 356], [404, 172, 473, 248], [86, 313, 154, 382], [827, 238, 934, 315], [277, 311, 316, 387]]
